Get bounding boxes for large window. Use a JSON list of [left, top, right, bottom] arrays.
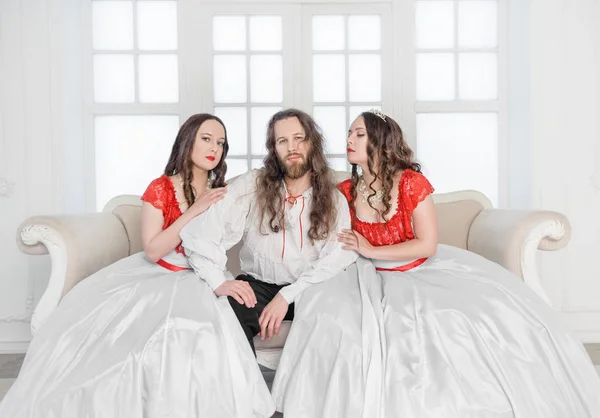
[[414, 0, 503, 206], [88, 0, 504, 210], [211, 13, 286, 177], [90, 0, 181, 210], [306, 5, 392, 172]]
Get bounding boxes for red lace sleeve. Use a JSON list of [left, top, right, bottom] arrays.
[[141, 176, 170, 211], [404, 170, 434, 212], [336, 179, 353, 203]]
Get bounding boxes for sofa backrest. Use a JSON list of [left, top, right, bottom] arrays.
[[104, 171, 491, 273]]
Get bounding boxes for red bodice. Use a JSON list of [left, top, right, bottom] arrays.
[[337, 170, 434, 247], [141, 175, 185, 255]]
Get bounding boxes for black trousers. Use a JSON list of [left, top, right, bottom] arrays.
[[228, 274, 295, 354]]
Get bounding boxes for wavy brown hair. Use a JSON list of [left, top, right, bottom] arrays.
[[256, 108, 337, 243], [349, 111, 421, 221], [164, 113, 229, 207]]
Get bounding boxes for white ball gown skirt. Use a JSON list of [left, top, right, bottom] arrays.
[[0, 252, 275, 418], [272, 245, 600, 418]]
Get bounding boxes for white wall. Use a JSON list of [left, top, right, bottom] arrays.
[[0, 0, 85, 353], [528, 0, 600, 342], [0, 0, 599, 352]]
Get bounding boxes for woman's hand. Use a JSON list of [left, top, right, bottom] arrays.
[[337, 228, 374, 258], [188, 187, 227, 216], [215, 280, 257, 307]]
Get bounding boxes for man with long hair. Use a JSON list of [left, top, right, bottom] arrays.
[[180, 108, 358, 353]]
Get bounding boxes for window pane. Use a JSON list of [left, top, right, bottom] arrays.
[[250, 55, 283, 103], [349, 54, 381, 102], [249, 16, 282, 51], [349, 105, 382, 122], [92, 1, 133, 50], [313, 106, 347, 154], [214, 107, 247, 155], [312, 15, 345, 51], [138, 55, 179, 103], [137, 1, 178, 50], [348, 15, 381, 51], [416, 113, 498, 206], [251, 107, 281, 155], [225, 159, 249, 180], [458, 1, 497, 48], [415, 1, 454, 49], [251, 158, 264, 169], [95, 115, 180, 211], [458, 53, 497, 100], [214, 55, 247, 103], [313, 55, 346, 102], [329, 157, 349, 172], [213, 16, 246, 51], [416, 53, 455, 101], [93, 55, 135, 103]]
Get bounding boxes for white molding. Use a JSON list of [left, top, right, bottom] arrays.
[[20, 225, 69, 335], [576, 332, 600, 344], [414, 101, 500, 113], [0, 295, 33, 323], [562, 312, 600, 344], [89, 104, 180, 115], [0, 342, 29, 354]]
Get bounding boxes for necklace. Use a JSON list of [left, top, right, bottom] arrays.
[[357, 177, 385, 217], [357, 177, 384, 205]]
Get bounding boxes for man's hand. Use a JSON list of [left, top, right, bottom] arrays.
[[215, 280, 257, 308], [258, 293, 289, 341]]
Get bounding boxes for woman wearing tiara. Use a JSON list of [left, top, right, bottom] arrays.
[[0, 114, 275, 418], [272, 109, 600, 418]]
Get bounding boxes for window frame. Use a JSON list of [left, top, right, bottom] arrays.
[[83, 0, 508, 210]]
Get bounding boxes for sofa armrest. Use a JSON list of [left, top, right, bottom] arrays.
[[467, 209, 571, 307], [16, 213, 131, 334]]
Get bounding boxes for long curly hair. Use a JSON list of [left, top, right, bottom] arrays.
[[349, 111, 421, 221], [164, 113, 229, 207], [256, 108, 337, 243]]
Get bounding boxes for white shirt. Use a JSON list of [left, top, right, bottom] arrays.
[[180, 170, 358, 303]]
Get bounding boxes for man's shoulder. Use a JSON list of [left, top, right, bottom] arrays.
[[226, 169, 259, 193]]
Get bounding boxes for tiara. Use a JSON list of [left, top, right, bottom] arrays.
[[367, 108, 386, 122]]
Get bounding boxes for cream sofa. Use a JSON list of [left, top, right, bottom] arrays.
[[16, 171, 571, 368]]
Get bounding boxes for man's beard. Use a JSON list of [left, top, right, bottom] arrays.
[[279, 153, 310, 179]]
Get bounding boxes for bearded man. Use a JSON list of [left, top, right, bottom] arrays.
[[181, 108, 358, 353]]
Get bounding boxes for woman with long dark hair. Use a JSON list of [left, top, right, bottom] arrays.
[[335, 109, 600, 417], [0, 114, 276, 418]]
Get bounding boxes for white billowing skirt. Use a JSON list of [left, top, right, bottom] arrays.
[[272, 245, 600, 418], [0, 252, 275, 418]]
